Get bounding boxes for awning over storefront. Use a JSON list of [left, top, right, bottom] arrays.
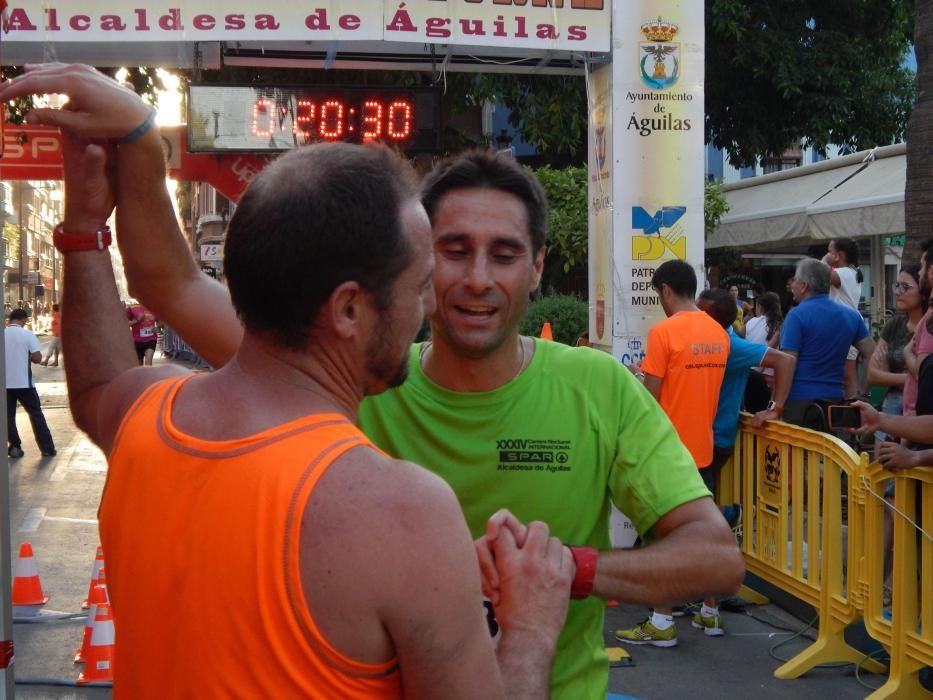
[[707, 143, 905, 250]]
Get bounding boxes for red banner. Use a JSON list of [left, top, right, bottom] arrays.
[[162, 126, 270, 203], [0, 122, 269, 203], [0, 123, 64, 180]]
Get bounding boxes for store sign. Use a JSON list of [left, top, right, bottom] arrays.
[[200, 243, 224, 261], [1, 1, 610, 51]]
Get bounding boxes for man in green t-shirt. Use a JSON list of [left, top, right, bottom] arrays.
[[99, 141, 744, 697]]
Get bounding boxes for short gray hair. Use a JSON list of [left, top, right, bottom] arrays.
[[795, 258, 831, 295]]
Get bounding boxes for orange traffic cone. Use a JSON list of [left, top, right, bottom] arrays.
[[539, 322, 553, 341], [75, 575, 108, 664], [81, 546, 105, 609], [76, 601, 115, 684], [11, 542, 49, 606]]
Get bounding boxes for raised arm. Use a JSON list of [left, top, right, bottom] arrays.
[[0, 64, 189, 451], [112, 115, 242, 368], [0, 64, 242, 368]]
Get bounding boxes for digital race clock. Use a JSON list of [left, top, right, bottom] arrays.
[[187, 84, 441, 153]]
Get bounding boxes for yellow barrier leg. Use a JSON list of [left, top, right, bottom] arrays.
[[774, 625, 885, 678], [738, 584, 769, 605], [865, 658, 927, 700]]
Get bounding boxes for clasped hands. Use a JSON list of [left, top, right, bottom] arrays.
[[472, 509, 575, 642]]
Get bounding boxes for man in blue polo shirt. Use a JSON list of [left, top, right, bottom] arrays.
[[780, 258, 875, 425]]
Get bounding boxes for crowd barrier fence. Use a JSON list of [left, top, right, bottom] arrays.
[[719, 416, 932, 697]]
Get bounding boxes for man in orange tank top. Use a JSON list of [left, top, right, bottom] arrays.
[[2, 65, 574, 699]]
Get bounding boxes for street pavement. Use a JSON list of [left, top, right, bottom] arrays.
[[6, 341, 886, 698]]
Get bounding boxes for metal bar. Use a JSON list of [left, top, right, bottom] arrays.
[[1, 303, 15, 698]]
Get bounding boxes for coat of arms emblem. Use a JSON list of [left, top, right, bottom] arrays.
[[639, 17, 680, 90]]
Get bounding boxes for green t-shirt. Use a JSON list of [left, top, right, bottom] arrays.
[[358, 339, 709, 700]]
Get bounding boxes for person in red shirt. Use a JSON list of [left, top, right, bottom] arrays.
[[127, 303, 158, 365]]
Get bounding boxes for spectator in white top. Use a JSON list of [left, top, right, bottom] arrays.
[[5, 308, 55, 458], [823, 237, 863, 397], [824, 237, 863, 309]]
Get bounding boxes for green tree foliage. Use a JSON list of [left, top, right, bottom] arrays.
[[704, 179, 730, 239], [706, 0, 914, 166], [467, 0, 914, 167], [461, 74, 587, 164], [519, 294, 588, 345], [535, 165, 587, 272], [704, 179, 741, 272]]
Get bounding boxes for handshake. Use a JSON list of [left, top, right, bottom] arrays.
[[472, 509, 596, 644]]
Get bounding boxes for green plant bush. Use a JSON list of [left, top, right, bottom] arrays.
[[520, 294, 588, 345], [534, 165, 588, 273]]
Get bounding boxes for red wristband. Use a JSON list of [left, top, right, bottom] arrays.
[[53, 222, 112, 253], [569, 546, 599, 599]]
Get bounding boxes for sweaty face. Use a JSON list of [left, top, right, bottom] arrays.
[[429, 188, 543, 359], [364, 199, 435, 392]]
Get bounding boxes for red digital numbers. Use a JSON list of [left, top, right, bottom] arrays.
[[387, 100, 413, 140], [252, 97, 414, 143], [362, 100, 382, 139]]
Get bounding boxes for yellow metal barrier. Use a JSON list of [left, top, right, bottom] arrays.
[[723, 414, 933, 693], [726, 417, 889, 678], [859, 460, 933, 698]]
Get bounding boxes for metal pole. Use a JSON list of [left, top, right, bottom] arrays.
[[0, 313, 15, 697], [870, 234, 885, 328], [16, 185, 22, 304]]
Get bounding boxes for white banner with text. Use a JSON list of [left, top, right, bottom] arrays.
[[1, 1, 610, 51]]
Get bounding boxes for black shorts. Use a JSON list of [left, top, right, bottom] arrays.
[[134, 340, 157, 360]]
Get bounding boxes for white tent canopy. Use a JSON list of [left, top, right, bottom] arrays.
[[707, 142, 905, 250]]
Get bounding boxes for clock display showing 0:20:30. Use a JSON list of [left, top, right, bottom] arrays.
[[253, 97, 414, 142], [187, 84, 442, 154]]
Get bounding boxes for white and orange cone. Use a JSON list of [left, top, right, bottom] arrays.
[[11, 542, 49, 606], [540, 322, 554, 341], [75, 575, 108, 664], [81, 546, 105, 610], [76, 600, 115, 684]]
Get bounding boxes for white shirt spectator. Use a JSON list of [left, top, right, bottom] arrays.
[[745, 316, 768, 345], [5, 324, 41, 388], [831, 266, 861, 310]]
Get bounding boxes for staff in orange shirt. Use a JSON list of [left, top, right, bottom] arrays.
[[616, 260, 730, 649]]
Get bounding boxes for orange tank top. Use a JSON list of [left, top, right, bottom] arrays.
[[101, 376, 403, 699]]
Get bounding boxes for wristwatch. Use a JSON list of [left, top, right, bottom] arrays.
[[53, 223, 112, 253], [766, 400, 783, 416]]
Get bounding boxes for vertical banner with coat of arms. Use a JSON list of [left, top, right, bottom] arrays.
[[589, 1, 704, 363], [587, 63, 614, 350]]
